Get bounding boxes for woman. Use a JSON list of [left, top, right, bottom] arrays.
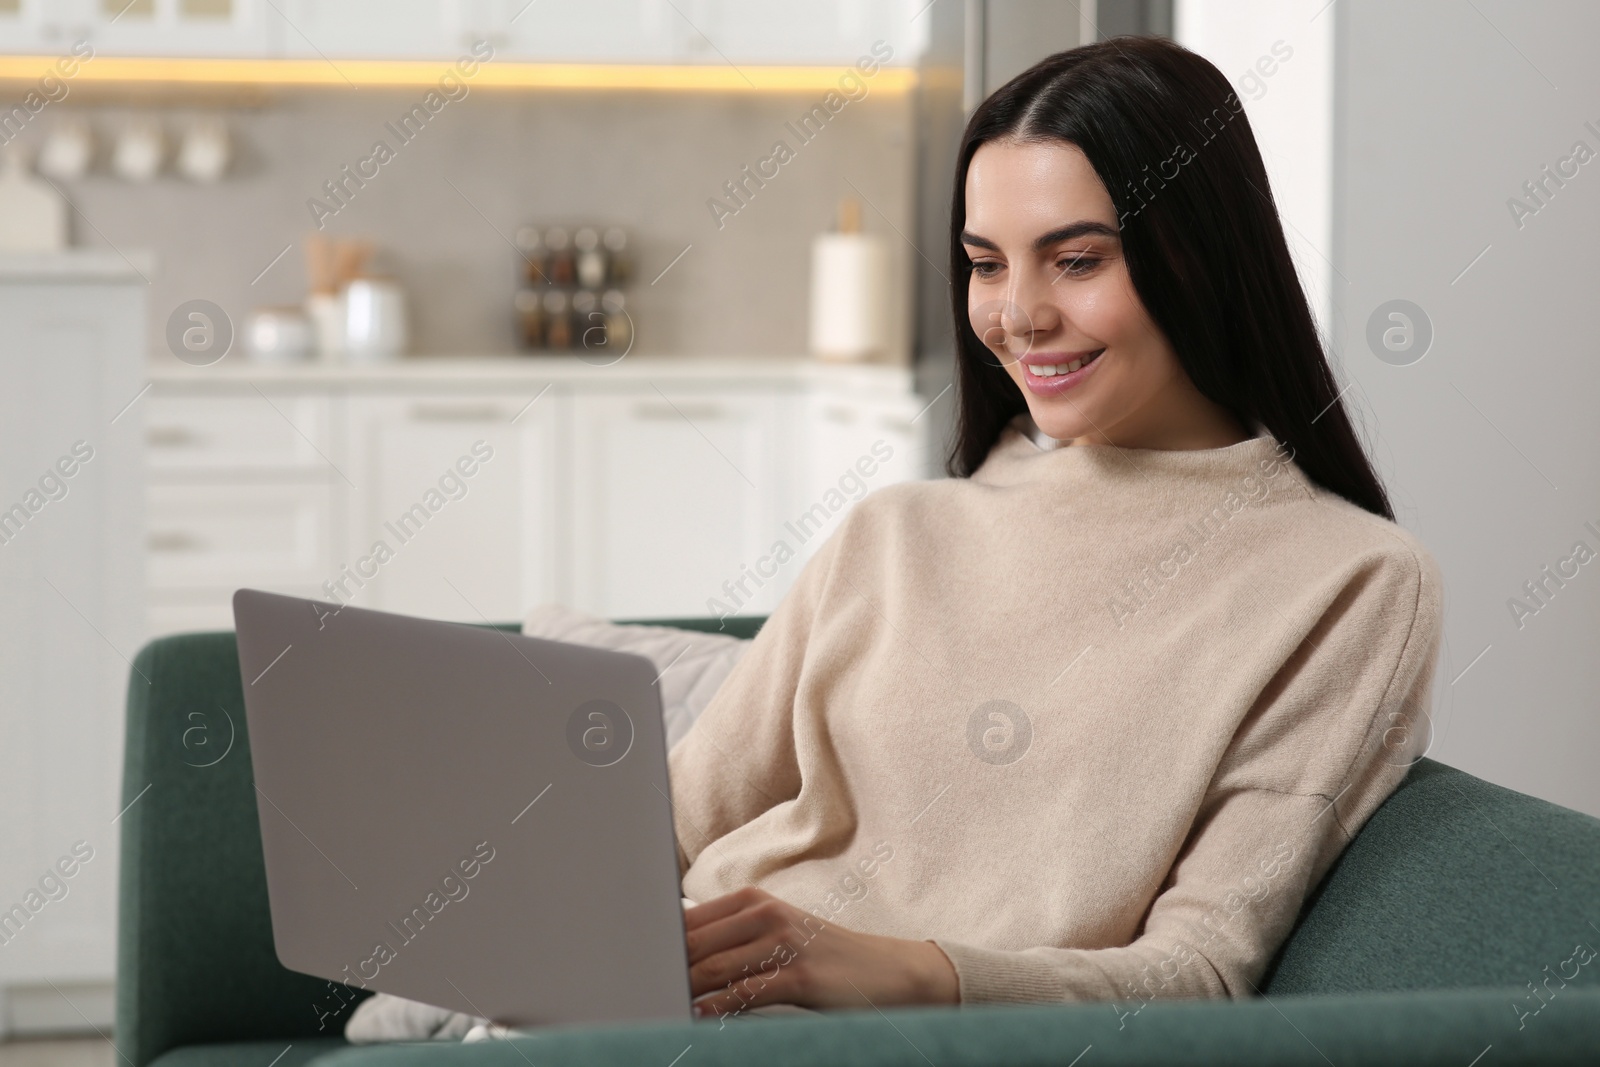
[[672, 35, 1442, 1019]]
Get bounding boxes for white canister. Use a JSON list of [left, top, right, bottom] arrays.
[[341, 277, 408, 362], [808, 232, 888, 362], [304, 290, 345, 362], [243, 307, 313, 363], [38, 120, 94, 181], [177, 119, 230, 183], [111, 121, 164, 182]]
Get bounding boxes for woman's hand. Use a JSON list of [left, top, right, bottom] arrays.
[[684, 886, 959, 1020]]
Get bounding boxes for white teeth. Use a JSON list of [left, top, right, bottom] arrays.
[[1030, 352, 1099, 377]]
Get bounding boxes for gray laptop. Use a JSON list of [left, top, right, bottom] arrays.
[[232, 588, 692, 1029]]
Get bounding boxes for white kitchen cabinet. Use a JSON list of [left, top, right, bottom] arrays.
[[274, 0, 457, 59], [143, 379, 339, 634], [143, 359, 927, 636], [339, 390, 559, 623], [567, 388, 785, 619], [0, 0, 48, 53], [0, 0, 279, 57], [0, 0, 925, 62], [145, 391, 333, 473], [0, 0, 90, 54], [794, 387, 927, 566], [146, 480, 335, 592], [691, 0, 911, 65], [95, 0, 278, 58], [502, 0, 923, 65], [497, 0, 924, 65], [0, 252, 146, 995], [496, 0, 681, 64]]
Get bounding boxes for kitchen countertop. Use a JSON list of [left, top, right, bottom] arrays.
[[0, 249, 156, 281], [147, 354, 918, 392]]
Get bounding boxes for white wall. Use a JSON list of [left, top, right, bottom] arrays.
[[1184, 1, 1600, 818], [1175, 0, 1335, 341], [1329, 0, 1600, 818]]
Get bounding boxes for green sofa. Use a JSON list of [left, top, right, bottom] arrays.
[[118, 620, 1600, 1067]]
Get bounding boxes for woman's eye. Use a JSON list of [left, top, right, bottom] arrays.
[[1056, 256, 1099, 277], [971, 261, 1002, 278]]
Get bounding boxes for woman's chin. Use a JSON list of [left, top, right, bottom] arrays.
[[1025, 407, 1088, 444]]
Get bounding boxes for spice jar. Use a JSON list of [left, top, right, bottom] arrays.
[[544, 227, 574, 287], [514, 226, 547, 286], [574, 227, 606, 290], [571, 289, 602, 351], [514, 288, 544, 349], [602, 227, 631, 286], [542, 289, 572, 349], [601, 289, 631, 353]]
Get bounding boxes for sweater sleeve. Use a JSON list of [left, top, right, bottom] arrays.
[[667, 521, 846, 877], [933, 537, 1445, 1007]]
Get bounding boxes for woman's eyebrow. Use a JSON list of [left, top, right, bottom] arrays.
[[1032, 221, 1120, 248], [961, 220, 1120, 252]]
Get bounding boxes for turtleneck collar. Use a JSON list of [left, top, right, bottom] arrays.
[[973, 411, 1310, 502]]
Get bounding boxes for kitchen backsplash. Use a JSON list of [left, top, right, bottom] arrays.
[[22, 84, 914, 362]]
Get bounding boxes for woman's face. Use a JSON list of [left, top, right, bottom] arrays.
[[962, 137, 1244, 449]]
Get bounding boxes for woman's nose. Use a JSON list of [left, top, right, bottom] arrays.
[[972, 297, 1029, 353], [999, 299, 1036, 337]]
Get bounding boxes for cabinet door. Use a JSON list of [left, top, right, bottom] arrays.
[[693, 0, 895, 65], [0, 0, 46, 53], [23, 0, 281, 58], [803, 392, 927, 491], [497, 0, 681, 62], [568, 389, 782, 619], [276, 0, 453, 58], [792, 390, 928, 566], [0, 0, 93, 54], [341, 389, 557, 623]]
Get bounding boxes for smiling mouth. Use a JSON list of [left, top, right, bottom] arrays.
[[1024, 350, 1104, 376]]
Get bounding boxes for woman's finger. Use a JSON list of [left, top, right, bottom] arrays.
[[688, 935, 797, 1003], [682, 885, 766, 931], [685, 903, 778, 966]]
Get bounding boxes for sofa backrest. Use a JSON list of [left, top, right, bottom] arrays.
[[1262, 758, 1600, 995], [119, 630, 334, 1067]]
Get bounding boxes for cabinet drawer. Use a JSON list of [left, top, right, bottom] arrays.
[[147, 483, 334, 591], [146, 393, 333, 472]]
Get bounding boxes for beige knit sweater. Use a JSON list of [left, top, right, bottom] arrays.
[[669, 415, 1443, 1007]]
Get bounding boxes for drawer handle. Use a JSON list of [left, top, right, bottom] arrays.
[[147, 426, 196, 446], [409, 403, 505, 422], [148, 531, 202, 552], [632, 401, 724, 421]]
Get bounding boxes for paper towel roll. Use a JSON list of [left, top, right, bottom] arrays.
[[809, 232, 888, 361]]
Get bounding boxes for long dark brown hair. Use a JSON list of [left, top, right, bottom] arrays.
[[946, 35, 1393, 521]]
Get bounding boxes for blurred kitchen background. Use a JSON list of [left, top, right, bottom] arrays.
[[3, 0, 1599, 1051]]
